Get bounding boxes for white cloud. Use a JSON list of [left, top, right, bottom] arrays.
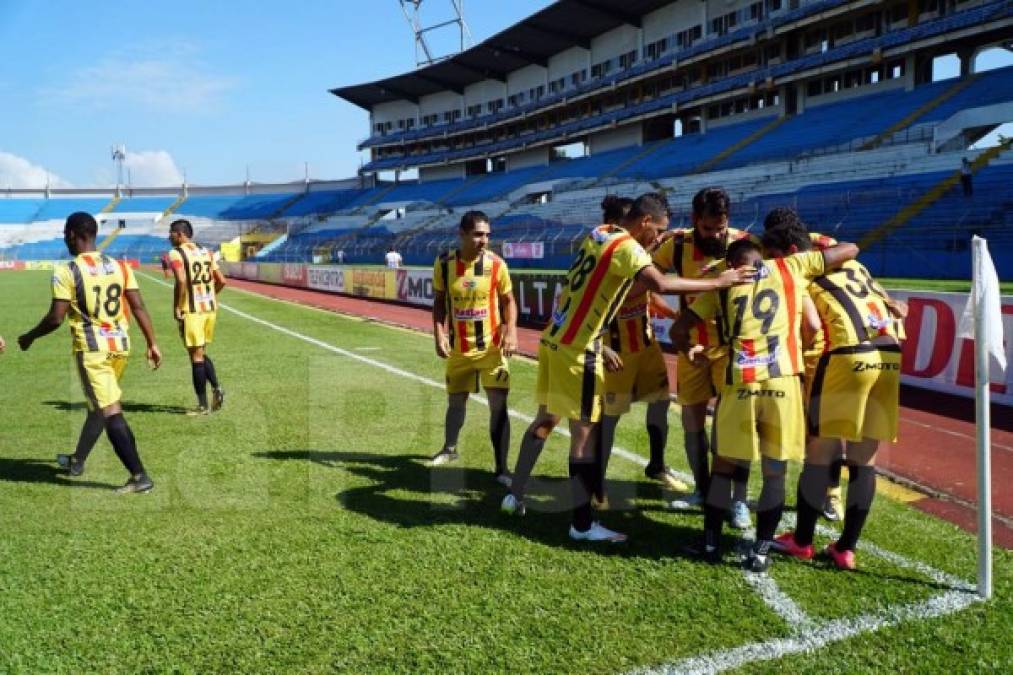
[[0, 151, 71, 188], [122, 150, 183, 187], [38, 41, 237, 112]]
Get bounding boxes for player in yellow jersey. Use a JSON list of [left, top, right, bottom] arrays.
[[502, 193, 754, 543], [654, 188, 756, 528], [18, 212, 162, 493], [431, 210, 518, 484], [763, 213, 906, 570], [596, 195, 687, 509], [168, 219, 227, 415], [671, 234, 859, 570]]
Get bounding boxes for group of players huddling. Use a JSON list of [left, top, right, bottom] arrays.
[[10, 213, 226, 494], [431, 188, 906, 572]]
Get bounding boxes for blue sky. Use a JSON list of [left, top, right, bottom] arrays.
[[0, 0, 552, 188], [0, 1, 1008, 189]]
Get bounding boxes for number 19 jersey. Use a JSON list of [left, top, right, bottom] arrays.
[[52, 253, 137, 354], [168, 243, 219, 315], [543, 225, 652, 352]]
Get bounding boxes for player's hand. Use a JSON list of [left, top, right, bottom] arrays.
[[687, 345, 708, 368], [435, 335, 451, 359], [147, 344, 162, 370], [17, 333, 33, 352], [174, 308, 184, 322], [650, 229, 679, 252], [499, 327, 518, 358], [603, 346, 624, 373], [718, 266, 756, 287], [885, 298, 908, 320]]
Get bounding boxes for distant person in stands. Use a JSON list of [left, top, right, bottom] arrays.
[[961, 158, 973, 197], [385, 246, 402, 269], [431, 210, 517, 484], [336, 249, 346, 265]]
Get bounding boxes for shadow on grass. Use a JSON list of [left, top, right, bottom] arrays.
[[255, 449, 727, 562], [42, 400, 190, 415], [0, 457, 117, 490]]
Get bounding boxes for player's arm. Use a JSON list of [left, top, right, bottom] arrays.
[[801, 295, 821, 349], [669, 308, 703, 355], [171, 263, 187, 321], [432, 291, 451, 359], [648, 292, 678, 320], [125, 290, 162, 370], [819, 243, 859, 271], [498, 290, 518, 358], [636, 264, 755, 295], [18, 299, 69, 351], [212, 267, 227, 294]]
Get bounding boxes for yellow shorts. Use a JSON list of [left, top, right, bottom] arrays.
[[536, 340, 603, 423], [179, 312, 216, 349], [807, 344, 901, 442], [603, 342, 670, 416], [75, 351, 128, 411], [445, 348, 510, 394], [676, 347, 727, 406], [713, 376, 805, 462]]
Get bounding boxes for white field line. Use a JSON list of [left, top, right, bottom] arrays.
[[141, 273, 981, 673], [742, 571, 817, 635]]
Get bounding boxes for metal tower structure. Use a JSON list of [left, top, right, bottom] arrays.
[[398, 0, 473, 68]]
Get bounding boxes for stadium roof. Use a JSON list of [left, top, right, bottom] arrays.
[[331, 0, 675, 109]]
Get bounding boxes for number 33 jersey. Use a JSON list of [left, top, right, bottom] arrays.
[[168, 243, 219, 315], [543, 224, 652, 352], [689, 251, 826, 385], [52, 253, 138, 354]]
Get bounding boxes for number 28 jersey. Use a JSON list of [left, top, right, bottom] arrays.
[[52, 253, 137, 354], [689, 251, 826, 385], [543, 225, 652, 352], [168, 243, 219, 315]]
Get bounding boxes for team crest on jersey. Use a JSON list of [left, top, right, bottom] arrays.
[[461, 279, 478, 290], [754, 263, 770, 280], [735, 347, 779, 368], [101, 260, 116, 275], [551, 307, 568, 327], [590, 227, 610, 244]]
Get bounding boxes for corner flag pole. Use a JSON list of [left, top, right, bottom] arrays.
[[971, 235, 993, 600]]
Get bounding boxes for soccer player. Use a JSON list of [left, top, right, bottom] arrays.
[[597, 195, 687, 508], [431, 210, 518, 484], [763, 213, 905, 570], [501, 192, 754, 543], [167, 219, 226, 415], [670, 235, 858, 570], [18, 211, 161, 493], [653, 187, 755, 529]]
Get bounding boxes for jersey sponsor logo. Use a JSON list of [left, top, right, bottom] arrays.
[[461, 279, 478, 290], [852, 361, 901, 372], [736, 388, 786, 400], [97, 325, 126, 339], [195, 290, 215, 304], [736, 347, 779, 368], [454, 307, 488, 321], [867, 313, 892, 330], [590, 228, 610, 244], [551, 306, 567, 328]]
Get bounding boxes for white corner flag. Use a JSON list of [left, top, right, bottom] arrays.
[[957, 236, 1007, 600]]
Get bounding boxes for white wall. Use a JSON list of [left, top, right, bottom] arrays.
[[421, 164, 466, 181], [591, 24, 640, 64], [803, 77, 907, 108], [419, 91, 462, 117], [372, 100, 419, 127], [464, 79, 506, 109], [507, 64, 547, 95], [589, 124, 642, 153], [548, 46, 590, 81], [642, 1, 704, 43], [507, 147, 550, 170]]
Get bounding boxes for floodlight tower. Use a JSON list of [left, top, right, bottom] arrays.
[[111, 144, 126, 197], [398, 0, 473, 67]]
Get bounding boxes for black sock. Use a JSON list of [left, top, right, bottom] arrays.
[[685, 430, 710, 495], [756, 470, 786, 543], [489, 405, 510, 475], [104, 413, 144, 476], [74, 411, 105, 462], [795, 463, 830, 546], [731, 463, 750, 502], [597, 416, 618, 501], [511, 428, 546, 499], [204, 356, 219, 390], [838, 465, 876, 551], [828, 457, 844, 488], [704, 471, 732, 543], [570, 457, 597, 531], [191, 361, 208, 408]]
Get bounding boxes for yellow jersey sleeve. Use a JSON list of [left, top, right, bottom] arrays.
[[497, 260, 512, 296], [52, 265, 74, 301], [688, 290, 720, 322], [612, 238, 652, 280], [122, 262, 138, 291], [432, 256, 445, 293], [784, 250, 825, 281], [651, 237, 676, 272]]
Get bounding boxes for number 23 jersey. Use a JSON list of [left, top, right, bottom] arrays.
[[543, 225, 652, 352], [689, 251, 825, 385], [168, 243, 219, 315], [52, 253, 138, 354]]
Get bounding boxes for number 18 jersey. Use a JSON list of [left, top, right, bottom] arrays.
[[52, 253, 138, 354], [168, 243, 219, 315]]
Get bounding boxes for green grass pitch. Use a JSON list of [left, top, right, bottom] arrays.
[[0, 270, 1008, 673]]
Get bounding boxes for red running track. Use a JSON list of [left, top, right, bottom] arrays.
[[228, 278, 1013, 548]]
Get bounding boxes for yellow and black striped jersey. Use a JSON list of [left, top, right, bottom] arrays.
[[433, 249, 512, 357], [544, 225, 652, 352], [653, 227, 757, 349], [168, 243, 219, 315], [690, 251, 826, 384], [52, 253, 137, 353], [808, 260, 902, 352], [606, 289, 655, 354]]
